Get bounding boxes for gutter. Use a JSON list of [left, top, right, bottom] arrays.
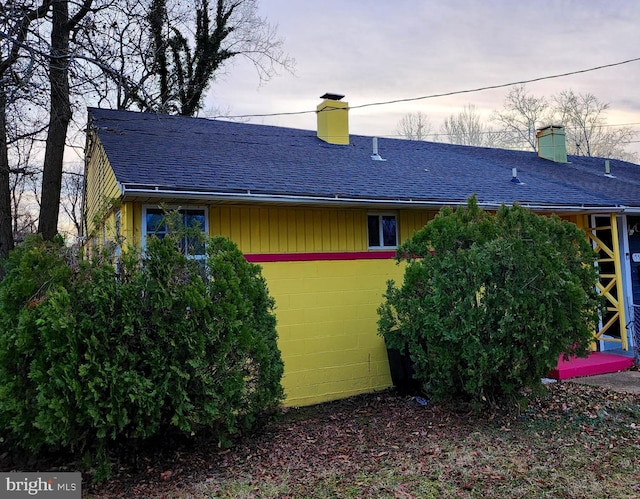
[[119, 184, 627, 214]]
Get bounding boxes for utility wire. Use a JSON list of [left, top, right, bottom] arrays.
[[210, 57, 640, 119], [349, 57, 640, 110]]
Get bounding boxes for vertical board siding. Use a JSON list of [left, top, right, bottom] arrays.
[[207, 205, 435, 255], [123, 202, 142, 248], [104, 198, 437, 253], [399, 210, 435, 242], [112, 202, 142, 249]]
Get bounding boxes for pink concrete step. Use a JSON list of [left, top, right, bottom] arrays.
[[548, 351, 635, 380]]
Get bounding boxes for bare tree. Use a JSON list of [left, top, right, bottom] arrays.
[[0, 0, 52, 261], [0, 86, 12, 262], [8, 122, 42, 242], [396, 111, 432, 141], [10, 170, 39, 242], [3, 91, 50, 243], [441, 104, 501, 147], [584, 126, 638, 163], [552, 89, 638, 162], [68, 0, 154, 110], [1, 0, 293, 249], [147, 0, 293, 115], [60, 167, 83, 238], [38, 0, 94, 241], [490, 85, 637, 161], [80, 0, 294, 115], [491, 85, 549, 151]]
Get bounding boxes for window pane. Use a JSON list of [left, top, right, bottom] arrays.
[[183, 210, 206, 255], [382, 216, 397, 247], [146, 210, 167, 236], [145, 208, 206, 256], [183, 210, 205, 230], [115, 210, 121, 238], [184, 236, 205, 256], [368, 215, 380, 247]]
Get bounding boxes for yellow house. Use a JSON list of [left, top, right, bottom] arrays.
[[83, 95, 639, 406]]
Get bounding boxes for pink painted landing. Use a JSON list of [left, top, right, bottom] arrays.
[[548, 352, 635, 380]]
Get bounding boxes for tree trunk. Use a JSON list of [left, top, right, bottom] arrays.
[[149, 0, 170, 111], [0, 88, 14, 264], [38, 0, 72, 241]]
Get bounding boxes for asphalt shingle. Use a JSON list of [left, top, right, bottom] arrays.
[[88, 107, 640, 211]]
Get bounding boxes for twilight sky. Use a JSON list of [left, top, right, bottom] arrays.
[[205, 0, 640, 153]]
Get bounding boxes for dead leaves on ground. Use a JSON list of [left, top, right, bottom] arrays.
[[89, 383, 640, 498]]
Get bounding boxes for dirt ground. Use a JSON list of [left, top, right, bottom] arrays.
[[567, 370, 640, 394]]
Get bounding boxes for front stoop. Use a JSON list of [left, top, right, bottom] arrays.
[[548, 352, 635, 380]]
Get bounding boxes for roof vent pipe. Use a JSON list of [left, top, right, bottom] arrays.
[[511, 168, 524, 185], [604, 159, 616, 178], [371, 137, 386, 161]]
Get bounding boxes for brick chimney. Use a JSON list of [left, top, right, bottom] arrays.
[[317, 93, 349, 145]]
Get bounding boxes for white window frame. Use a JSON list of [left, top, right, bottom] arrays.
[[142, 205, 209, 259], [368, 213, 398, 249], [114, 209, 122, 261]]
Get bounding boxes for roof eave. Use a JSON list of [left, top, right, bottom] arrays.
[[120, 184, 627, 214]]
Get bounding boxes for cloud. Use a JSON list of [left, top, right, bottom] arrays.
[[206, 0, 640, 152]]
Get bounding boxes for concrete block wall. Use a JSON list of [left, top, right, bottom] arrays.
[[260, 259, 404, 406]]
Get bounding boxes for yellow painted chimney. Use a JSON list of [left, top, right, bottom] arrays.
[[317, 93, 349, 145]]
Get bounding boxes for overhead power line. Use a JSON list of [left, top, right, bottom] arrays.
[[349, 57, 640, 110], [210, 56, 640, 120]]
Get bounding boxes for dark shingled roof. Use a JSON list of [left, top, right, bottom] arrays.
[[88, 107, 640, 211]]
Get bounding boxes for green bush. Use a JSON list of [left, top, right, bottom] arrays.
[[0, 230, 283, 478], [378, 197, 602, 406]]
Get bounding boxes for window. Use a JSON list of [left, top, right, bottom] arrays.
[[368, 214, 398, 248], [114, 210, 122, 261], [143, 206, 207, 258]]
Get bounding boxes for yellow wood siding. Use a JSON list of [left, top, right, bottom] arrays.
[[117, 202, 142, 249], [84, 135, 121, 239], [399, 210, 435, 242], [130, 203, 436, 253], [207, 205, 436, 254]]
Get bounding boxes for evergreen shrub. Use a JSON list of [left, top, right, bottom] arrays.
[[378, 197, 603, 406], [0, 229, 283, 478]]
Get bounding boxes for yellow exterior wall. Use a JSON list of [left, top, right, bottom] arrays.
[[561, 213, 588, 230], [209, 206, 365, 253], [117, 203, 433, 405], [84, 134, 121, 240], [90, 192, 627, 405], [208, 205, 435, 254], [260, 259, 405, 405], [118, 202, 142, 250], [206, 204, 437, 405], [125, 203, 436, 254]]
